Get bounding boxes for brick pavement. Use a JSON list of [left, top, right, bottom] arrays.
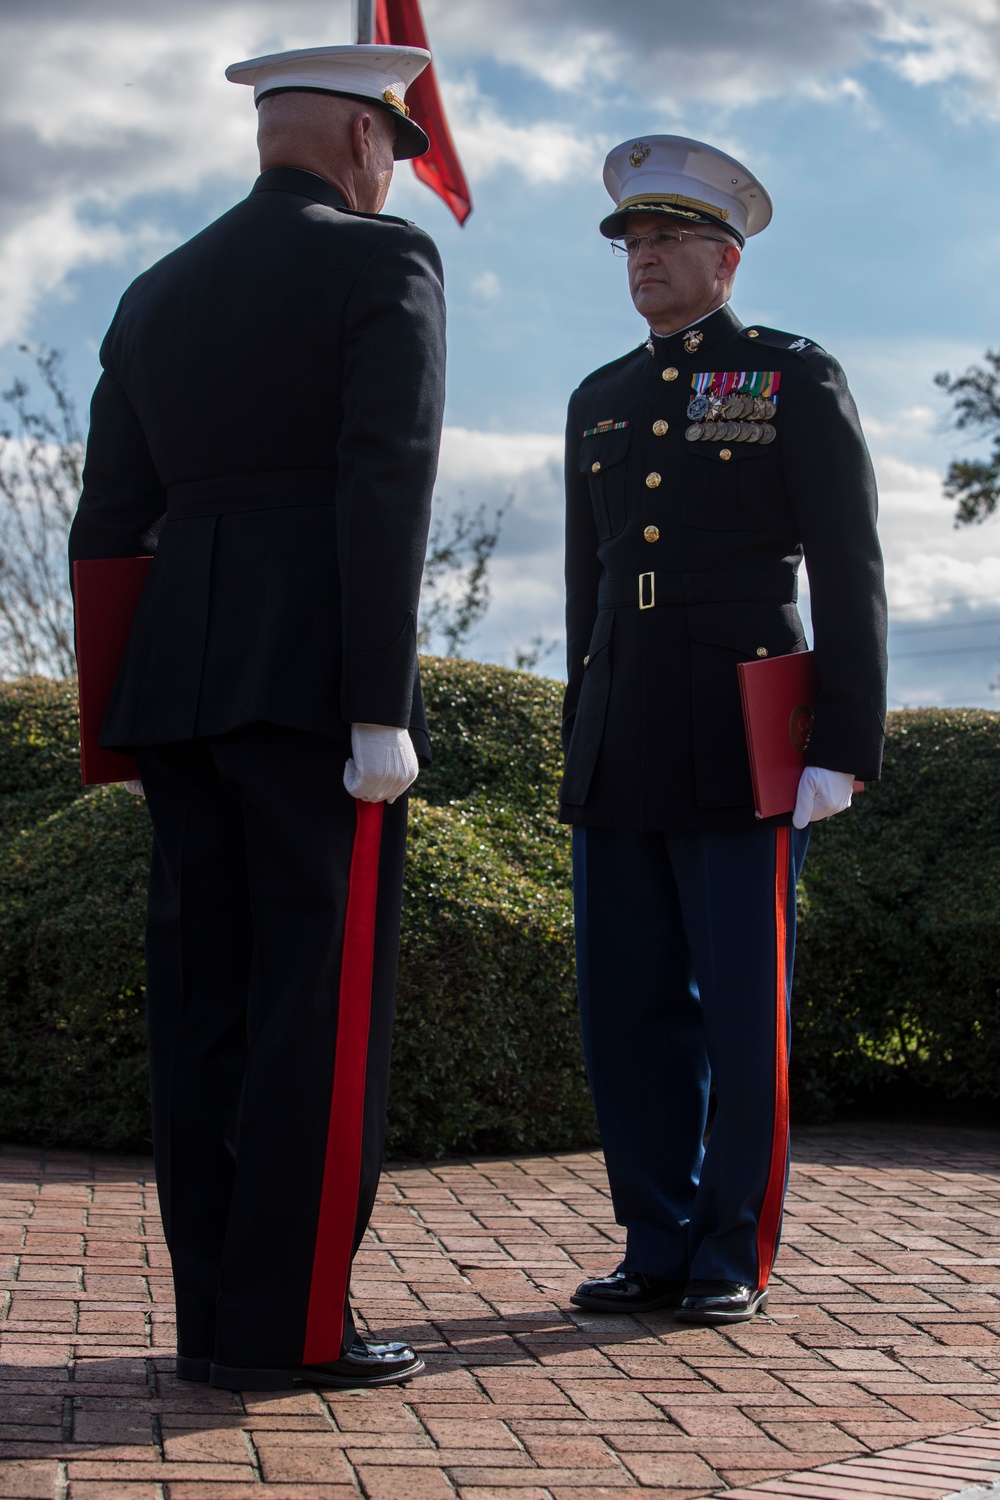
[[1, 1123, 999, 1499]]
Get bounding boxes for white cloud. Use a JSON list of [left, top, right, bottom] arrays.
[[438, 427, 561, 485], [425, 0, 883, 103], [431, 427, 564, 667], [0, 2, 605, 339], [879, 0, 1000, 118], [428, 0, 1000, 116], [469, 269, 501, 301], [0, 7, 265, 339], [0, 0, 998, 339], [875, 451, 1000, 608], [0, 205, 165, 343], [437, 77, 601, 185]]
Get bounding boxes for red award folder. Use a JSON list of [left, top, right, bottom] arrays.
[[73, 556, 152, 786], [737, 650, 863, 820]]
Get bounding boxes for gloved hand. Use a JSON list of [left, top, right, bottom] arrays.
[[122, 780, 145, 797], [792, 766, 855, 830], [343, 724, 418, 804]]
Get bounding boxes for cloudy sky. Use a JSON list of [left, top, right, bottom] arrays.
[[4, 0, 1000, 704]]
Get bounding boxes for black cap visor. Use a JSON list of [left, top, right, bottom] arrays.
[[599, 201, 745, 247]]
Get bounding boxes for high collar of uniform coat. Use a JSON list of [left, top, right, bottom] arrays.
[[251, 165, 349, 212], [646, 302, 743, 367]]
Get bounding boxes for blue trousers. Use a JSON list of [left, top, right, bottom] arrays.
[[572, 822, 809, 1288]]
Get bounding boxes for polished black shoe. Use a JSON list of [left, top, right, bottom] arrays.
[[175, 1355, 210, 1382], [209, 1337, 425, 1391], [570, 1269, 686, 1313], [674, 1280, 769, 1324]]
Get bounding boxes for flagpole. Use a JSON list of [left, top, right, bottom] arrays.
[[356, 0, 375, 43]]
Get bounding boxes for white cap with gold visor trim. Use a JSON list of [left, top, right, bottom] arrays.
[[600, 134, 772, 247], [226, 44, 431, 160]]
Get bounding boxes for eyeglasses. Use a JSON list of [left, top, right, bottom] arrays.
[[610, 228, 730, 258]]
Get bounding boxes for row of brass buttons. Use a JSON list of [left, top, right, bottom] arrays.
[[607, 336, 761, 638]]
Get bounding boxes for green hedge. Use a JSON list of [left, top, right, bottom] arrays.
[[791, 708, 1000, 1119], [0, 666, 588, 1157], [1, 672, 998, 1156]]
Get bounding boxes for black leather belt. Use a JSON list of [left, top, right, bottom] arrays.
[[597, 569, 798, 610], [167, 468, 336, 517]]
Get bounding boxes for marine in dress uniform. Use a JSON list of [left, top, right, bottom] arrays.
[[68, 45, 446, 1388], [562, 137, 887, 1323]]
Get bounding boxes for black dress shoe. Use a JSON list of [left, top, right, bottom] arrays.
[[674, 1280, 769, 1324], [570, 1269, 686, 1313], [175, 1355, 211, 1382], [209, 1337, 424, 1391]]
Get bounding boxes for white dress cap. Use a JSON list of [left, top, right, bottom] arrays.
[[226, 44, 432, 160], [600, 134, 772, 245]]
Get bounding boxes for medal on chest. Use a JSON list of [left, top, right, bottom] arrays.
[[684, 370, 781, 444]]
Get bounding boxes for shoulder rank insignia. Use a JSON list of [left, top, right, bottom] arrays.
[[788, 337, 810, 352], [582, 419, 629, 437], [685, 370, 781, 444]]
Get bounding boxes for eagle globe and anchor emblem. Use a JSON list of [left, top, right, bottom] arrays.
[[788, 704, 815, 755]]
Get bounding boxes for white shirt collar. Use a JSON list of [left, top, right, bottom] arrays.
[[649, 300, 729, 341]]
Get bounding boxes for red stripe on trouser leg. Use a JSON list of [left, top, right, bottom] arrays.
[[303, 798, 384, 1364], [755, 824, 791, 1291]]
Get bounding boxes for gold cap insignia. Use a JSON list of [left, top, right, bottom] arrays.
[[629, 142, 651, 168], [383, 87, 410, 118]]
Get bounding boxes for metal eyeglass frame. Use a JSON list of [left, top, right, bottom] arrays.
[[611, 229, 731, 257]]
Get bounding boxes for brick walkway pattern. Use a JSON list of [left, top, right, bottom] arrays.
[[1, 1124, 999, 1499]]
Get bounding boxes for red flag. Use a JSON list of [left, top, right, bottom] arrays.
[[376, 0, 472, 225]]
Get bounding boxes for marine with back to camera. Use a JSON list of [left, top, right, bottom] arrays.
[[562, 135, 888, 1324], [69, 43, 446, 1391]]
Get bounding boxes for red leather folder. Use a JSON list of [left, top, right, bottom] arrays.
[[73, 556, 152, 785], [738, 650, 863, 820]]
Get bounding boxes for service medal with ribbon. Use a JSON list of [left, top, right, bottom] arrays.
[[684, 370, 782, 443]]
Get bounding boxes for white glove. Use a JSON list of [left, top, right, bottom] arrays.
[[793, 766, 855, 830], [122, 779, 145, 797], [343, 723, 418, 804]]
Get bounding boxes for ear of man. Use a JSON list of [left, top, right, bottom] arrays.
[[718, 237, 741, 294]]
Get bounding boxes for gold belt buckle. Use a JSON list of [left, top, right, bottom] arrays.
[[638, 571, 655, 609]]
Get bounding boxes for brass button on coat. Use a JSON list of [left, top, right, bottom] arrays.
[[583, 654, 590, 666], [652, 419, 668, 436], [644, 525, 660, 543], [645, 471, 662, 488], [662, 367, 678, 381], [591, 460, 601, 473], [720, 448, 732, 461], [747, 329, 759, 338], [756, 647, 768, 657]]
